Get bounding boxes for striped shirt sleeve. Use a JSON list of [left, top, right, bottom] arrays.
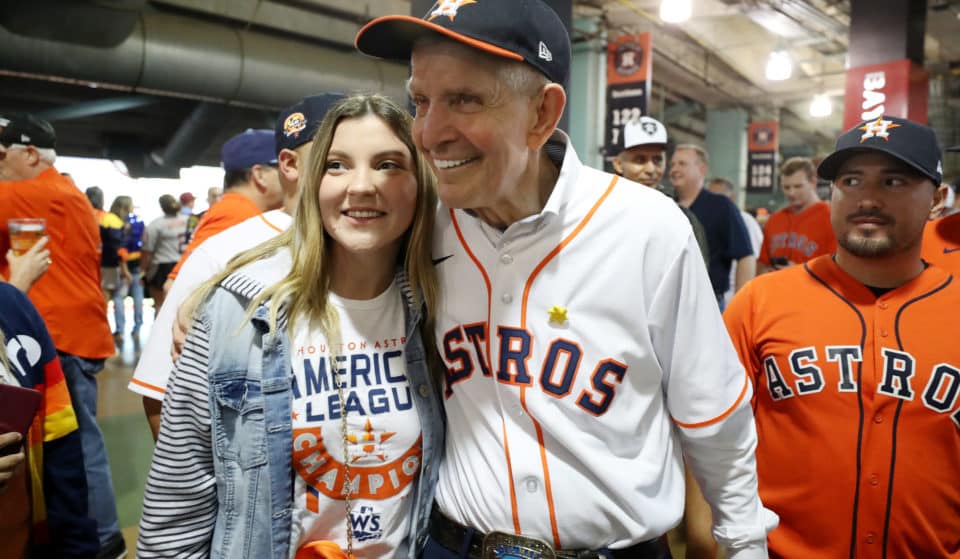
[[137, 318, 218, 558]]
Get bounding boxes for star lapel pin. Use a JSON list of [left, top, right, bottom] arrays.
[[548, 305, 568, 326]]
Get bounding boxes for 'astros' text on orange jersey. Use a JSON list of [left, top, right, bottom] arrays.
[[725, 255, 960, 559]]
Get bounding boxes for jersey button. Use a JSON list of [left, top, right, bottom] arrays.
[[524, 477, 539, 493], [418, 384, 431, 398], [865, 533, 876, 544], [873, 413, 883, 424], [869, 474, 879, 486], [880, 329, 888, 337], [500, 253, 513, 265], [878, 302, 888, 310], [501, 293, 513, 304]]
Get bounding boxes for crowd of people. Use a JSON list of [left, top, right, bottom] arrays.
[[1, 1, 959, 558]]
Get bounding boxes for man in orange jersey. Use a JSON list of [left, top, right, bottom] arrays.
[[757, 156, 836, 273], [162, 128, 284, 292], [922, 211, 960, 272], [922, 146, 960, 273], [0, 113, 125, 558], [724, 115, 958, 558]]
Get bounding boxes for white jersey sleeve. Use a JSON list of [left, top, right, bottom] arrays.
[[651, 231, 777, 556], [128, 242, 220, 399]]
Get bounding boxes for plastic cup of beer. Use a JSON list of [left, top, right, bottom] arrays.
[[8, 218, 46, 256]]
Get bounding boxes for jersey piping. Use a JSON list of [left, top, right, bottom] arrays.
[[882, 276, 952, 557], [804, 261, 868, 559], [449, 175, 620, 547]]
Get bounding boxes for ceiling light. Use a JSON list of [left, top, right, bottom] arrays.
[[765, 50, 793, 81], [660, 0, 692, 24], [809, 93, 833, 118]]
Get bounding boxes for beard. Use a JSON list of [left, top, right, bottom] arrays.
[[837, 231, 896, 257]]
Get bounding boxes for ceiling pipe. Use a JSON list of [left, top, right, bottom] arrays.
[[0, 8, 408, 109]]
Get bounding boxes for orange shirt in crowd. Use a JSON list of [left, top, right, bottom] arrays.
[[921, 212, 960, 273], [0, 167, 114, 359], [757, 201, 836, 267], [167, 191, 262, 280]]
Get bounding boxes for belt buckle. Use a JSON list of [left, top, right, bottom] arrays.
[[481, 531, 556, 559]]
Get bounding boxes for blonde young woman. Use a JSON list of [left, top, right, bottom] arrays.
[[137, 94, 444, 559]]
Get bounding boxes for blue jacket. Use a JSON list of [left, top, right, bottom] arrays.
[[201, 252, 444, 558]]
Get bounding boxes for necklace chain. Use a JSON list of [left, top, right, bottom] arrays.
[[333, 360, 354, 557]]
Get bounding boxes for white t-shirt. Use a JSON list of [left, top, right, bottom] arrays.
[[289, 283, 420, 558], [129, 210, 292, 400]]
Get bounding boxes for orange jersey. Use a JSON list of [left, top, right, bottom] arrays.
[[167, 191, 262, 280], [724, 255, 960, 559], [0, 167, 114, 359], [757, 201, 836, 266], [921, 213, 960, 273]]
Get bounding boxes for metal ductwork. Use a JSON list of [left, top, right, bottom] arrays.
[[0, 7, 409, 108]]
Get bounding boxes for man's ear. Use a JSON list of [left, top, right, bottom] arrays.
[[277, 149, 299, 185], [930, 182, 950, 220], [612, 155, 624, 175], [251, 164, 271, 193], [527, 83, 566, 151]]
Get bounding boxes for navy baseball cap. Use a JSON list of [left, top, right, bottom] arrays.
[[221, 129, 277, 172], [0, 113, 56, 149], [818, 115, 942, 184], [274, 93, 345, 154], [355, 0, 571, 86]]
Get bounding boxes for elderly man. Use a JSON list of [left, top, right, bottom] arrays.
[[0, 113, 124, 558], [356, 2, 774, 558], [724, 116, 958, 558], [756, 157, 835, 274]]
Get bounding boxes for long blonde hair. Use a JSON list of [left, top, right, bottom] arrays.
[[192, 94, 438, 348]]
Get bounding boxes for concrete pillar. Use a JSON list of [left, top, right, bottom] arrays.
[[568, 16, 605, 169], [705, 108, 748, 207]]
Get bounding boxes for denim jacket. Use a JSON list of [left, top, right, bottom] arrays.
[[202, 251, 445, 558]]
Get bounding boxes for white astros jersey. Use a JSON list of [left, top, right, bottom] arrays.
[[432, 134, 763, 550]]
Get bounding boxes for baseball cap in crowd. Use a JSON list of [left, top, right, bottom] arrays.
[[818, 115, 942, 185], [355, 0, 571, 86], [623, 116, 668, 150], [275, 93, 345, 153], [179, 192, 196, 205], [221, 129, 277, 172], [0, 113, 56, 149]]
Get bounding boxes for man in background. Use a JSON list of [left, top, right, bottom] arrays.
[[707, 177, 763, 306], [0, 113, 123, 559], [614, 116, 709, 263], [756, 156, 835, 274], [162, 128, 283, 292], [670, 145, 755, 306], [131, 94, 341, 438]]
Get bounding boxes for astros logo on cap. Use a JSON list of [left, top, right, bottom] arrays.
[[858, 116, 901, 143], [284, 112, 307, 138], [428, 0, 476, 21]]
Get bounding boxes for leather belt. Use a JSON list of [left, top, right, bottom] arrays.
[[429, 508, 671, 559]]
